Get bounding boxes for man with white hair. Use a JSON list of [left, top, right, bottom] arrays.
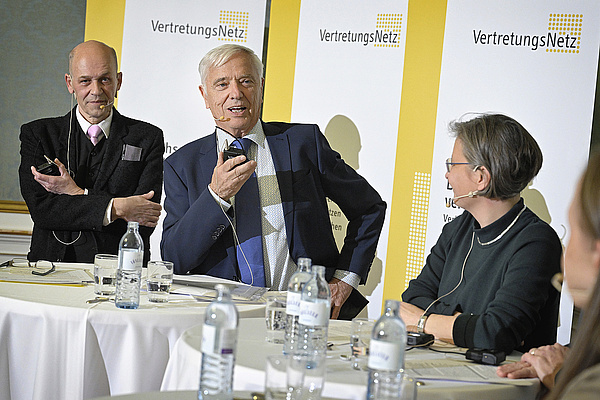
[[162, 44, 385, 319]]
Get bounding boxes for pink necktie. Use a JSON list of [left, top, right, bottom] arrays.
[[87, 125, 103, 146]]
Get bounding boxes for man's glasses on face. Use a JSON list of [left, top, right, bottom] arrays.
[[0, 258, 56, 276]]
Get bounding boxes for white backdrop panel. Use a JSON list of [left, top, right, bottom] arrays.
[[292, 0, 409, 317], [427, 0, 600, 343]]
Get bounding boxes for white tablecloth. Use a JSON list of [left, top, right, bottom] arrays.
[[0, 263, 265, 400], [90, 391, 340, 400], [162, 318, 540, 400]]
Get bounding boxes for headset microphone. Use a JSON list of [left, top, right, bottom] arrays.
[[453, 191, 477, 201], [214, 115, 231, 122], [99, 100, 114, 110], [446, 191, 478, 207]]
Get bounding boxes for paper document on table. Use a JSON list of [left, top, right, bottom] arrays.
[[173, 274, 268, 300], [0, 267, 93, 285], [405, 356, 534, 386]]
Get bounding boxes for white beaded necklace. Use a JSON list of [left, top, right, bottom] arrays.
[[477, 204, 527, 246]]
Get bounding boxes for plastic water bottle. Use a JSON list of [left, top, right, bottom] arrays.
[[115, 221, 143, 309], [198, 284, 239, 400], [298, 265, 330, 356], [367, 299, 407, 400], [284, 257, 313, 354]]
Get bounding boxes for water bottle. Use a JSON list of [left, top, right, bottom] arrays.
[[198, 284, 239, 400], [115, 221, 143, 309], [367, 299, 407, 400], [284, 257, 313, 354], [298, 265, 330, 356]]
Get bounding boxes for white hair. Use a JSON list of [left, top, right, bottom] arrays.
[[198, 44, 263, 87]]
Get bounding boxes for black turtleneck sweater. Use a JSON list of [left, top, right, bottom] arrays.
[[402, 199, 562, 353]]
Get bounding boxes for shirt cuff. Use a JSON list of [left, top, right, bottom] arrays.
[[453, 312, 479, 349], [208, 185, 231, 211], [103, 198, 114, 226], [333, 270, 360, 289]]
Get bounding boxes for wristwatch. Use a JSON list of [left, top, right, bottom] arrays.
[[417, 314, 429, 333]]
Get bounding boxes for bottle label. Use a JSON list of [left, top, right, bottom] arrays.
[[286, 292, 302, 316], [201, 324, 237, 355], [120, 251, 142, 270], [298, 300, 329, 326], [368, 339, 403, 370]]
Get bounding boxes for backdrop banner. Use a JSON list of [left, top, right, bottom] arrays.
[[287, 0, 409, 317], [425, 1, 600, 343], [272, 0, 600, 328]]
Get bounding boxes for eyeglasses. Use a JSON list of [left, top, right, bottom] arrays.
[[445, 158, 472, 173], [0, 258, 56, 276]]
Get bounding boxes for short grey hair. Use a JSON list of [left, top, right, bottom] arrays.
[[449, 113, 543, 200], [198, 44, 263, 87]]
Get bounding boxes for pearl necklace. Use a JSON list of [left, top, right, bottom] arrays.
[[477, 204, 527, 246]]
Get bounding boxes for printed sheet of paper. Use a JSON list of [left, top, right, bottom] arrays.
[[173, 275, 268, 301], [406, 355, 534, 386], [0, 267, 93, 285]]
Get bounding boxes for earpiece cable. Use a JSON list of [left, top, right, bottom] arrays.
[[419, 232, 475, 319], [51, 91, 82, 246]]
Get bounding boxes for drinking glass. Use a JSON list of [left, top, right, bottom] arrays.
[[351, 318, 374, 370], [265, 293, 287, 343], [288, 353, 326, 400], [94, 254, 118, 295], [265, 355, 289, 400], [146, 261, 174, 303]]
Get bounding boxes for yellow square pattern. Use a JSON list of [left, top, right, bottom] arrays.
[[547, 13, 582, 54], [375, 13, 402, 48], [219, 10, 249, 43], [405, 172, 431, 289]]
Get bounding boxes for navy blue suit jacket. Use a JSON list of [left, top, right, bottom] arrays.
[[161, 122, 386, 284]]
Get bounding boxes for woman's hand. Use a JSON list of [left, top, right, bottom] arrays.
[[496, 343, 568, 388], [399, 301, 425, 331], [400, 302, 459, 343]]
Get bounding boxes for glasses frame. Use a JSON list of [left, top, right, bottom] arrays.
[[0, 258, 56, 276], [445, 158, 472, 173]]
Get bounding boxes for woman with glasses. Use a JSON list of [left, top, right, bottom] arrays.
[[400, 113, 562, 353]]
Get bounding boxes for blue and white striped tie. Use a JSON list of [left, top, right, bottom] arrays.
[[231, 138, 265, 286]]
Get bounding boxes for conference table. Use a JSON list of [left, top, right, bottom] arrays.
[[162, 318, 541, 400], [0, 262, 265, 400]]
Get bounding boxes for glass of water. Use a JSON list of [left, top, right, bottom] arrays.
[[265, 292, 287, 343], [265, 355, 289, 400], [288, 353, 326, 400], [94, 254, 118, 295], [351, 318, 375, 370], [146, 261, 173, 303]]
